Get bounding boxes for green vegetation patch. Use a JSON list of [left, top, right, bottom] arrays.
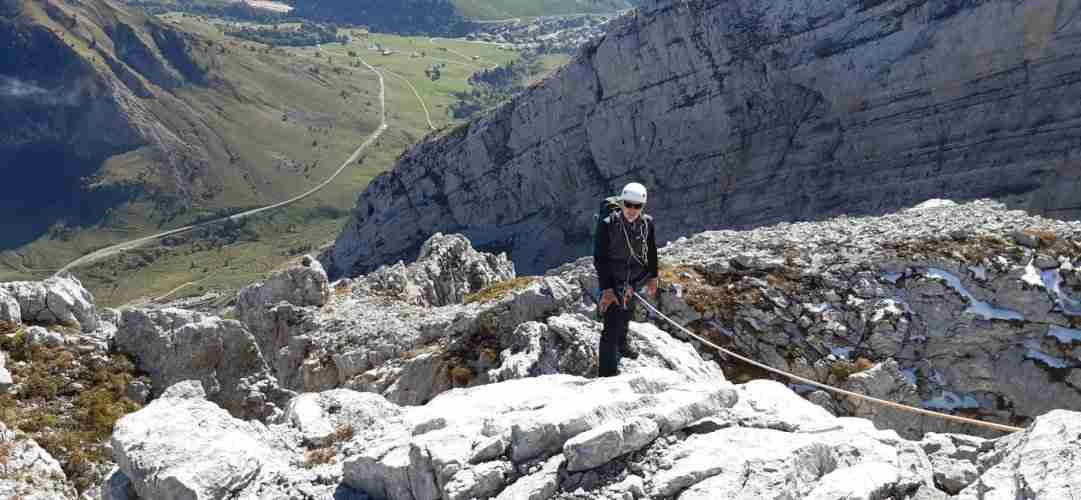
[[451, 0, 631, 20], [226, 22, 342, 47], [464, 276, 538, 304], [0, 328, 143, 493]]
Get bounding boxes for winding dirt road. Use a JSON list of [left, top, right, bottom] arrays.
[[55, 58, 388, 276], [383, 69, 435, 130]]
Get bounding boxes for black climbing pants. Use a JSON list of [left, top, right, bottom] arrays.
[[598, 291, 635, 377]]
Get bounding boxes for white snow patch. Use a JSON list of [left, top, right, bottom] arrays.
[[925, 268, 1025, 321], [881, 272, 904, 284], [1040, 269, 1081, 316], [1025, 350, 1069, 369], [901, 368, 918, 386], [968, 265, 987, 282], [870, 299, 905, 323], [806, 303, 831, 314], [923, 391, 979, 411], [1021, 260, 1045, 288], [1047, 325, 1081, 345], [1023, 338, 1070, 368], [830, 347, 853, 360], [909, 199, 957, 211]]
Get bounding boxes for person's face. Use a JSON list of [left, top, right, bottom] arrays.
[[622, 200, 643, 221]]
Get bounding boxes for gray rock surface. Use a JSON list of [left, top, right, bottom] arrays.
[[957, 409, 1081, 499], [94, 324, 1081, 500], [489, 313, 721, 384], [0, 274, 100, 332], [358, 233, 516, 307], [0, 351, 11, 392], [234, 236, 594, 404], [0, 288, 20, 328], [161, 379, 208, 400], [540, 200, 1081, 437], [100, 467, 138, 500], [341, 369, 737, 500], [26, 325, 65, 348], [112, 393, 291, 500], [840, 359, 924, 434], [919, 432, 991, 494], [274, 200, 1081, 439], [325, 0, 1081, 280], [0, 422, 78, 499], [285, 389, 403, 446], [563, 416, 659, 472], [236, 255, 331, 356], [114, 307, 293, 420]]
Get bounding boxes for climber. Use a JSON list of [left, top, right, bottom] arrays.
[[593, 182, 659, 377]]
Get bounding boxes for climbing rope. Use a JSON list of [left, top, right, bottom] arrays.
[[631, 291, 1025, 434]]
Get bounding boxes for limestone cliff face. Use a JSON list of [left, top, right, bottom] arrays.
[[327, 0, 1081, 279]]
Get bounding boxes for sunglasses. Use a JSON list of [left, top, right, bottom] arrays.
[[623, 202, 643, 210]]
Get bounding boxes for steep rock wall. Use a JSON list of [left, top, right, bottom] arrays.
[[327, 0, 1081, 278]]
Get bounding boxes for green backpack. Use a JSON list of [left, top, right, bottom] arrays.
[[591, 196, 623, 250]]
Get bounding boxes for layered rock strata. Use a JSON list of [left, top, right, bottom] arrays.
[[326, 0, 1081, 278]]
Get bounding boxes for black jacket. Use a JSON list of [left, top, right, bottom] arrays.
[[594, 211, 658, 291]]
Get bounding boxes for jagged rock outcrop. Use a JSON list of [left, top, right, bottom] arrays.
[[955, 409, 1081, 499], [237, 254, 332, 361], [541, 199, 1081, 437], [0, 288, 19, 328], [326, 0, 1081, 279], [0, 422, 78, 499], [281, 200, 1081, 438], [236, 239, 573, 402], [357, 233, 516, 307], [115, 307, 294, 420], [0, 351, 11, 392], [840, 358, 924, 432], [918, 432, 992, 494], [285, 389, 404, 447], [110, 381, 355, 500], [107, 353, 1081, 500], [488, 313, 720, 383], [0, 274, 100, 332], [237, 244, 711, 408]]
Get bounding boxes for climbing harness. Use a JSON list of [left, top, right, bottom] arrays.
[[618, 213, 650, 310], [631, 291, 1025, 434]]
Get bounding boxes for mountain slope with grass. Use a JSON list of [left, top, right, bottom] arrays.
[[0, 0, 381, 282], [452, 0, 636, 19]]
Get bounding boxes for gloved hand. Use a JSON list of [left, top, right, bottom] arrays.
[[599, 289, 618, 313]]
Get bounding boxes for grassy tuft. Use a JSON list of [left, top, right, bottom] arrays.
[[463, 276, 538, 304], [0, 340, 141, 493], [303, 446, 336, 467], [448, 365, 474, 386], [302, 423, 354, 468]]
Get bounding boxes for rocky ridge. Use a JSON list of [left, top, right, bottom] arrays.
[[4, 200, 1081, 498], [325, 0, 1081, 279], [634, 198, 1081, 437]]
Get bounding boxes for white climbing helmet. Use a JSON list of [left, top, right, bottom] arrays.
[[621, 182, 648, 205]]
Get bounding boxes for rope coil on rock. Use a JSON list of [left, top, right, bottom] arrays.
[[631, 291, 1025, 434]]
